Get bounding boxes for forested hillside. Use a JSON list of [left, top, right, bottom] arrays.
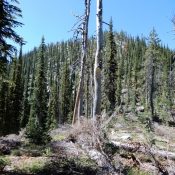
[[0, 29, 174, 136]]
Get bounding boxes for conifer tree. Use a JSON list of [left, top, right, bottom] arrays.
[[26, 37, 49, 144], [115, 32, 126, 107], [132, 37, 144, 109], [104, 18, 117, 112], [47, 83, 58, 130], [0, 0, 23, 75], [9, 43, 24, 133], [61, 59, 72, 123], [0, 81, 9, 135], [20, 61, 30, 128], [4, 58, 17, 134], [145, 29, 160, 118]]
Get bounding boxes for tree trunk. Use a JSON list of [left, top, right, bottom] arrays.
[[72, 0, 91, 125], [93, 0, 103, 121], [112, 141, 175, 160]]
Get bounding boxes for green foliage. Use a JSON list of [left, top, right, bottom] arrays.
[[51, 134, 66, 141], [26, 116, 44, 144], [0, 81, 9, 135], [13, 158, 46, 174], [43, 147, 52, 156], [144, 29, 160, 117], [42, 156, 98, 175], [104, 18, 117, 112], [0, 26, 174, 141], [0, 0, 23, 58], [7, 46, 24, 134], [11, 149, 22, 156], [19, 31, 174, 131], [26, 37, 50, 144], [104, 142, 119, 157], [123, 167, 151, 175], [61, 58, 72, 123], [0, 156, 10, 171], [47, 84, 58, 130]]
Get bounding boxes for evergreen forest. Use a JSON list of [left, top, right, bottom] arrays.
[[1, 0, 175, 174]]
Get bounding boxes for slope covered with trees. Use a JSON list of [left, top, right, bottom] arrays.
[[1, 0, 175, 174], [0, 28, 174, 136]]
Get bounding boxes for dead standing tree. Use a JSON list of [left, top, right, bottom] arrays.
[[93, 0, 103, 123], [72, 0, 91, 125]]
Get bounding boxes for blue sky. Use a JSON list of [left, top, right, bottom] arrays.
[[16, 0, 175, 52]]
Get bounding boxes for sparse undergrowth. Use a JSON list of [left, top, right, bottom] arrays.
[[12, 157, 47, 174], [2, 155, 98, 175], [1, 115, 175, 175], [122, 166, 152, 175]]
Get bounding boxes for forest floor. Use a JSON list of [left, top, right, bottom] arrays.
[[1, 113, 175, 175], [107, 114, 175, 174]]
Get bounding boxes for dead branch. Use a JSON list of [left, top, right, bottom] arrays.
[[130, 154, 143, 167], [149, 150, 168, 175], [102, 21, 110, 26]]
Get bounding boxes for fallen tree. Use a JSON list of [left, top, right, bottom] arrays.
[[111, 140, 175, 160]]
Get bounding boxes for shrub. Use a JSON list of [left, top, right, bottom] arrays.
[[0, 156, 10, 171], [68, 118, 107, 151], [123, 166, 151, 175], [26, 117, 50, 145]]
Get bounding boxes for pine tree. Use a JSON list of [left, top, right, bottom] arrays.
[[20, 60, 30, 128], [132, 37, 144, 110], [145, 29, 160, 118], [0, 0, 23, 57], [9, 43, 24, 133], [0, 81, 9, 135], [0, 0, 23, 77], [26, 37, 49, 144], [115, 31, 127, 107], [47, 83, 58, 130], [61, 58, 72, 124], [104, 18, 117, 112], [4, 58, 17, 134]]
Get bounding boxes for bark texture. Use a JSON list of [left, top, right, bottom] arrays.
[[72, 0, 91, 124], [93, 0, 103, 121]]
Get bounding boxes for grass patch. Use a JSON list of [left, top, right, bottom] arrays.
[[42, 156, 98, 175], [123, 166, 151, 175], [13, 157, 47, 174], [52, 134, 66, 141]]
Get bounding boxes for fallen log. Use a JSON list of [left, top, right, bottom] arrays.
[[111, 141, 175, 160]]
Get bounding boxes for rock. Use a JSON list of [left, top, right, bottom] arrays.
[[0, 144, 10, 155], [124, 107, 132, 113], [136, 102, 141, 106], [0, 139, 21, 148], [120, 134, 131, 141], [50, 141, 85, 157], [136, 106, 144, 112], [0, 134, 21, 155], [122, 89, 128, 94]]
